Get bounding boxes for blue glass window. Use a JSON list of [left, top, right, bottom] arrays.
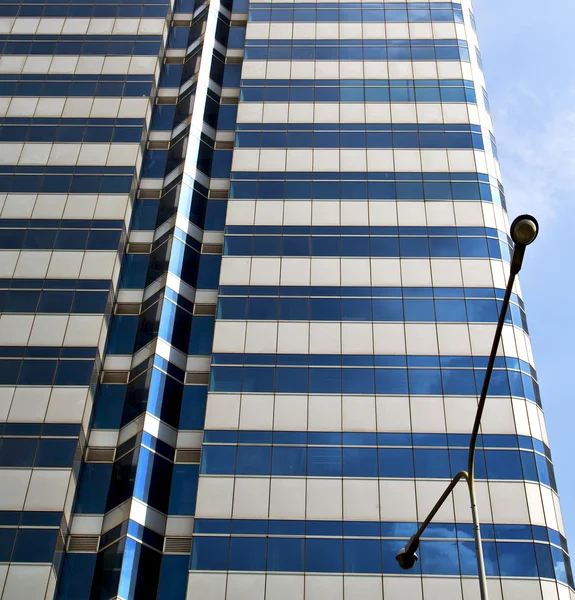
[[157, 555, 189, 600], [210, 366, 243, 392], [485, 450, 523, 480], [218, 297, 248, 319], [200, 445, 236, 475], [0, 528, 16, 562], [375, 369, 408, 394], [379, 448, 414, 478], [229, 537, 267, 571], [57, 554, 97, 599], [420, 540, 460, 575], [408, 369, 442, 395], [442, 369, 477, 395], [236, 446, 271, 475], [188, 316, 215, 355], [414, 448, 450, 478], [0, 438, 37, 467], [93, 384, 126, 429], [168, 464, 199, 515], [306, 538, 342, 573], [497, 542, 538, 577], [13, 529, 58, 562], [309, 368, 341, 394], [241, 367, 274, 392], [372, 298, 403, 321], [191, 537, 229, 570], [267, 538, 304, 572], [343, 368, 374, 394], [272, 446, 306, 476], [276, 367, 308, 393], [75, 463, 113, 514], [308, 446, 342, 476], [344, 539, 382, 574], [279, 297, 308, 320], [36, 438, 77, 467], [179, 386, 208, 430], [343, 447, 378, 477], [535, 542, 556, 579]]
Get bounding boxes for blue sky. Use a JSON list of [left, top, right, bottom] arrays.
[[473, 1, 575, 544]]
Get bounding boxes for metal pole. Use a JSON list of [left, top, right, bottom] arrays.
[[468, 475, 489, 600], [465, 267, 517, 600], [398, 243, 526, 600]]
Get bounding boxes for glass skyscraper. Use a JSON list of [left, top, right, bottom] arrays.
[[0, 0, 571, 597]]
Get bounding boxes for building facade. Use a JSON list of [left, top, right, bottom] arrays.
[[0, 0, 571, 598]]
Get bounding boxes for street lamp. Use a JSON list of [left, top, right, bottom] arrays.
[[395, 214, 539, 600]]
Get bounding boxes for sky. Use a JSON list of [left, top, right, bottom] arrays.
[[472, 1, 575, 544]]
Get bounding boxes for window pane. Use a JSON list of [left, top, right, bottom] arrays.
[[306, 538, 342, 573]]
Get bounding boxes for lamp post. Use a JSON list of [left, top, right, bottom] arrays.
[[395, 214, 540, 600]]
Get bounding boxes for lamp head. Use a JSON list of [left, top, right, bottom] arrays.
[[396, 536, 420, 570], [395, 547, 419, 570], [510, 214, 539, 246]]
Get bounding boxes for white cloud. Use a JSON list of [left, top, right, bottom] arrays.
[[492, 85, 575, 221]]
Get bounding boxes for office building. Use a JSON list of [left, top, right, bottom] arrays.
[[0, 0, 572, 598]]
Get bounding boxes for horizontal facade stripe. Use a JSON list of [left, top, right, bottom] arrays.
[[0, 437, 80, 468], [248, 0, 464, 3], [211, 352, 535, 372], [0, 73, 153, 81], [235, 103, 479, 126], [0, 141, 142, 166], [228, 170, 505, 203], [232, 169, 492, 180], [0, 6, 169, 18], [0, 509, 68, 526], [231, 147, 494, 174], [240, 58, 475, 76], [0, 0, 171, 9], [193, 518, 565, 545], [242, 77, 475, 86], [0, 79, 153, 95], [234, 133, 488, 150], [0, 217, 124, 226], [208, 366, 540, 403], [247, 4, 463, 23], [204, 430, 550, 452], [0, 278, 111, 289], [0, 357, 96, 385], [0, 527, 61, 563], [190, 535, 572, 583], [0, 8, 169, 19], [224, 224, 502, 234], [0, 55, 158, 74], [245, 26, 466, 42], [222, 238, 509, 259], [0, 346, 98, 357], [0, 125, 143, 143], [239, 90, 477, 103], [224, 221, 501, 233], [0, 16, 167, 34], [244, 39, 470, 61], [236, 122, 483, 131], [0, 248, 120, 279], [0, 289, 111, 313], [215, 298, 528, 331], [218, 284, 521, 301], [199, 445, 556, 489], [0, 172, 134, 192], [0, 97, 151, 120], [0, 116, 144, 124], [0, 35, 162, 55]]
